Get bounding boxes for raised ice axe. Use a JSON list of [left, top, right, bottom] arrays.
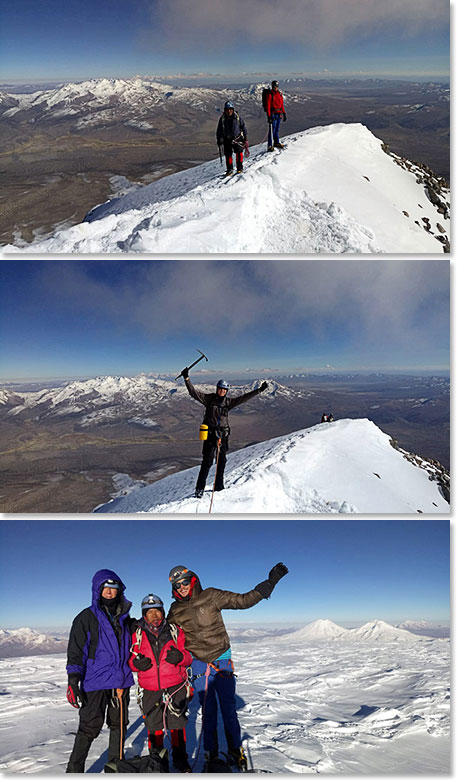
[[175, 349, 208, 380]]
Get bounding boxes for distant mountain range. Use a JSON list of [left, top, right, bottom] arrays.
[[284, 619, 448, 642], [1, 619, 447, 658], [0, 375, 311, 428], [0, 628, 67, 658], [0, 77, 307, 129]]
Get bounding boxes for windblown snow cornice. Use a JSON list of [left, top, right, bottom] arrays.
[[94, 418, 450, 515], [3, 124, 450, 254]]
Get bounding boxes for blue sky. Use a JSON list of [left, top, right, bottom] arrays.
[[0, 0, 449, 83], [0, 261, 450, 379], [0, 520, 450, 628]]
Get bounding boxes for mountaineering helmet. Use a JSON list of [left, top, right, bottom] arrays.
[[169, 566, 192, 586], [102, 578, 120, 590], [224, 101, 234, 110], [217, 379, 230, 390], [141, 593, 164, 613], [271, 80, 279, 88]]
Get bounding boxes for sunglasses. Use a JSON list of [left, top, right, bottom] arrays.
[[176, 578, 192, 588]]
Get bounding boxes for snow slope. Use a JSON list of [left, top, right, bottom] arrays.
[[94, 418, 449, 514], [3, 124, 449, 253], [0, 636, 449, 773]]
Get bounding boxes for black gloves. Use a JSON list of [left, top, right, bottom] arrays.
[[268, 116, 272, 124], [259, 381, 268, 392], [66, 675, 86, 708], [255, 562, 288, 599], [182, 367, 189, 379], [166, 646, 184, 665], [132, 653, 153, 671], [283, 113, 287, 122], [269, 562, 288, 585]]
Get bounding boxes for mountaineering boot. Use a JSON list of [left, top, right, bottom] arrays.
[[195, 488, 204, 498], [236, 166, 243, 174], [228, 746, 248, 772], [214, 484, 225, 492], [274, 141, 285, 149], [225, 167, 233, 176], [172, 747, 192, 772], [66, 732, 93, 772], [267, 145, 274, 152]]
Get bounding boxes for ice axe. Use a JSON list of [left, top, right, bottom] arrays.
[[175, 349, 208, 380]]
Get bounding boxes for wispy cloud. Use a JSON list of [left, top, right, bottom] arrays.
[[148, 0, 449, 51], [37, 260, 449, 356]]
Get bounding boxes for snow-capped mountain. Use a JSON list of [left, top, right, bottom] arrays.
[[282, 619, 436, 643], [349, 620, 423, 642], [3, 123, 449, 253], [94, 418, 449, 514], [0, 628, 67, 658], [1, 375, 307, 426], [0, 77, 305, 128], [285, 619, 351, 641]]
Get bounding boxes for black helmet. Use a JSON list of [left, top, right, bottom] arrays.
[[271, 80, 279, 88], [217, 379, 229, 390], [169, 565, 192, 586], [224, 100, 234, 110]]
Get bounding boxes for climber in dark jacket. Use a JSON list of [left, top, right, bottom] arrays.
[[182, 370, 268, 497], [65, 569, 135, 773], [167, 563, 288, 770], [216, 101, 248, 174]]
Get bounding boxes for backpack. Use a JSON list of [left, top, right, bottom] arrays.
[[262, 87, 271, 112], [104, 751, 167, 773]]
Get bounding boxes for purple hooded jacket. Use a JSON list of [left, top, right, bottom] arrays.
[[66, 568, 134, 692]]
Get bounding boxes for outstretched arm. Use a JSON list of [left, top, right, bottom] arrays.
[[228, 381, 268, 410]]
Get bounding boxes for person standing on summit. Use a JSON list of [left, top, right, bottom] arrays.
[[181, 368, 268, 498], [167, 562, 289, 770], [265, 80, 287, 151], [216, 101, 248, 175], [65, 570, 135, 773]]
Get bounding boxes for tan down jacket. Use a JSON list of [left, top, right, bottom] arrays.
[[167, 575, 267, 663]]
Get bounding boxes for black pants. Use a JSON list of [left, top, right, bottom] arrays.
[[142, 684, 188, 732], [66, 688, 130, 772], [223, 139, 243, 171], [196, 432, 229, 492]]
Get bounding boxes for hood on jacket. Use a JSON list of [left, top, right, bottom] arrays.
[[91, 568, 126, 609]]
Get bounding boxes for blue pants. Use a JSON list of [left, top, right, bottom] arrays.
[[192, 658, 241, 754], [268, 114, 282, 147]]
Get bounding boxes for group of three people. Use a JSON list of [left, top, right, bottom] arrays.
[[66, 563, 288, 773]]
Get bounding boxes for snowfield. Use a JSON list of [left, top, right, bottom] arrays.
[[3, 124, 449, 254], [94, 418, 449, 514], [0, 636, 449, 773]]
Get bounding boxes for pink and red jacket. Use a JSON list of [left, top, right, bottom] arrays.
[[129, 618, 192, 691]]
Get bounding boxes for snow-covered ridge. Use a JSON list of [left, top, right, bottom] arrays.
[[3, 123, 449, 254], [95, 418, 449, 514]]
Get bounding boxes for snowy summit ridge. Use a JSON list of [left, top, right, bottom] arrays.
[[4, 123, 449, 253], [95, 418, 449, 514]]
